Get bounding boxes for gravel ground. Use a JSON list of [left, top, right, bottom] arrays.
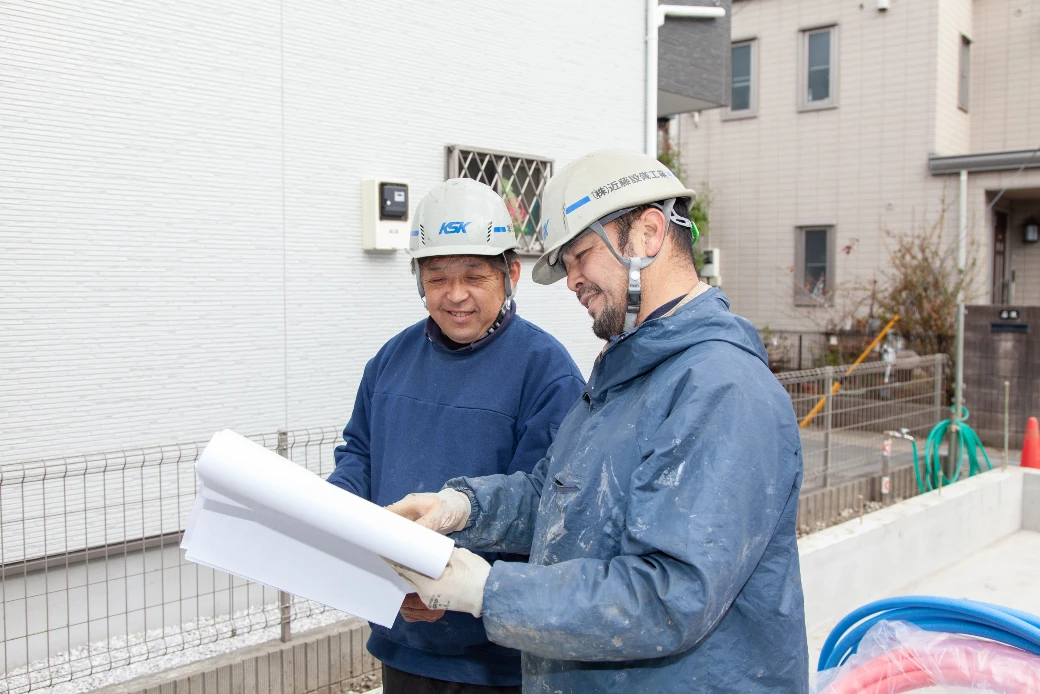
[[1, 605, 353, 694]]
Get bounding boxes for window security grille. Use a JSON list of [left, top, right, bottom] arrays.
[[446, 146, 553, 255]]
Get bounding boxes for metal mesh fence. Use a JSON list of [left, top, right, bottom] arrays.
[[776, 354, 946, 492], [0, 358, 945, 692], [445, 145, 553, 255], [759, 329, 912, 372], [0, 427, 342, 694]]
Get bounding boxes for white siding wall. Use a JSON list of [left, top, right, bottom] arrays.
[[0, 1, 645, 464]]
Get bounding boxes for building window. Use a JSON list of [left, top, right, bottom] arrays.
[[795, 226, 835, 305], [959, 35, 971, 112], [799, 26, 838, 111], [724, 40, 757, 120], [445, 146, 553, 255]]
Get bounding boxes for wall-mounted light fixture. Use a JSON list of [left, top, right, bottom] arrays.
[[1024, 217, 1040, 244]]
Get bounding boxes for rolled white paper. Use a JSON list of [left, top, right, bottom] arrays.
[[195, 429, 454, 579]]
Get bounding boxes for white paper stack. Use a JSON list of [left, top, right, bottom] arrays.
[[181, 430, 454, 627]]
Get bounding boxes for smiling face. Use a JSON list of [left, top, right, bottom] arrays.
[[420, 255, 518, 344], [560, 226, 631, 340]]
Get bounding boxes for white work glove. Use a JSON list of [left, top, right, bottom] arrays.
[[391, 547, 491, 618], [385, 488, 471, 534]]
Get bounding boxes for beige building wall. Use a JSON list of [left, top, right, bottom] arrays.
[[971, 0, 1040, 151], [934, 0, 972, 154], [1004, 198, 1040, 304], [1001, 198, 1040, 304], [971, 0, 1040, 305], [920, 0, 1040, 306], [680, 0, 952, 331], [680, 0, 1040, 331], [937, 169, 1040, 306]]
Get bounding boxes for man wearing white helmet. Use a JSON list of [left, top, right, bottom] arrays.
[[388, 151, 809, 692], [327, 179, 584, 693]]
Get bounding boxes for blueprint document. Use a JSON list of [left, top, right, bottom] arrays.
[[181, 430, 454, 627]]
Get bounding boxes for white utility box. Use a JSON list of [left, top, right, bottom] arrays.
[[361, 178, 410, 251], [700, 247, 721, 286]]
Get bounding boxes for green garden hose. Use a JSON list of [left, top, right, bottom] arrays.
[[913, 406, 992, 493]]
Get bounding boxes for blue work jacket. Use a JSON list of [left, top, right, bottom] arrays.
[[448, 289, 809, 693]]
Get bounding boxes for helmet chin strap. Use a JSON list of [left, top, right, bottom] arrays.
[[586, 198, 690, 332], [489, 256, 515, 333], [413, 258, 426, 300], [502, 253, 515, 309]]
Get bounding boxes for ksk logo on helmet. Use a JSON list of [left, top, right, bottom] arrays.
[[438, 221, 472, 235]]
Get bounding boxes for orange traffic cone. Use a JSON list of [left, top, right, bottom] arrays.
[[1023, 417, 1040, 470]]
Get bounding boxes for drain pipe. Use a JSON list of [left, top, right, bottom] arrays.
[[955, 171, 967, 414], [645, 2, 727, 155], [951, 169, 968, 476]]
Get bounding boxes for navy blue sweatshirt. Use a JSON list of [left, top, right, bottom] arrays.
[[327, 303, 585, 687]]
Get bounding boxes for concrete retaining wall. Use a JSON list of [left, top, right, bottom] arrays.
[[94, 620, 379, 694], [799, 468, 1031, 634], [1024, 468, 1040, 532]]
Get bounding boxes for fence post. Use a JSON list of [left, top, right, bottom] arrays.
[[823, 367, 833, 488], [277, 430, 292, 643], [933, 353, 944, 421], [1004, 381, 1010, 473], [880, 434, 892, 506]]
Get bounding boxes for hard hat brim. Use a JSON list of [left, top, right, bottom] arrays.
[[408, 243, 518, 260], [530, 190, 697, 285]]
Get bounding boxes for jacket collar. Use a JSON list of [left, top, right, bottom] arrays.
[[425, 301, 516, 354], [582, 288, 766, 404]]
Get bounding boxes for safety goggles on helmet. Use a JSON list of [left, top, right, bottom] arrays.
[[546, 206, 636, 270], [545, 199, 694, 273]]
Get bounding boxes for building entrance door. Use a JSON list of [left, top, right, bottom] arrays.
[[992, 210, 1009, 304]]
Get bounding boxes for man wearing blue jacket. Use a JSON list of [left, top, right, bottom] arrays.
[[389, 150, 810, 693], [328, 179, 585, 694]]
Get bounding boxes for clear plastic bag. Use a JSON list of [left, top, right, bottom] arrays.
[[816, 620, 1040, 693]]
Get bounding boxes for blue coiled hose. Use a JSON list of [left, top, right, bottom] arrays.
[[818, 596, 1040, 671]]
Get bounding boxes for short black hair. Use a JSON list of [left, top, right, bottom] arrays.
[[614, 198, 695, 266], [482, 249, 520, 277]]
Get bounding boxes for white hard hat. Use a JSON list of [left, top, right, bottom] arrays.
[[409, 178, 519, 301], [531, 149, 698, 332], [409, 178, 518, 259], [532, 149, 698, 286]]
